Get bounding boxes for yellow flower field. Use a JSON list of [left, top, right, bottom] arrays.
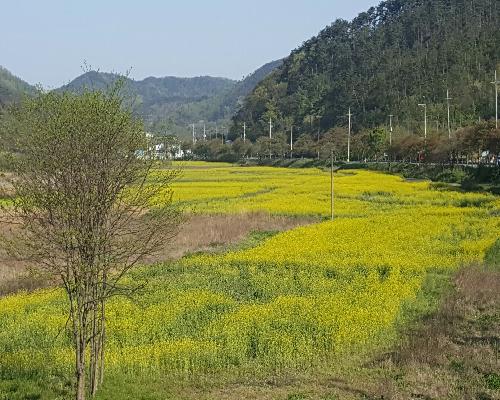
[[0, 163, 499, 379]]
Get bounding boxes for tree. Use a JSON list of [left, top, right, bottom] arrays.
[[293, 134, 316, 158], [1, 84, 182, 399], [358, 127, 387, 161], [319, 128, 347, 160], [270, 132, 288, 158], [389, 134, 424, 162], [255, 136, 272, 159], [232, 0, 499, 141], [456, 120, 500, 162], [232, 138, 252, 159]]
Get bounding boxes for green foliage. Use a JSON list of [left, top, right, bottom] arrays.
[[484, 239, 500, 268], [484, 372, 500, 390], [59, 61, 282, 139], [233, 0, 500, 141]]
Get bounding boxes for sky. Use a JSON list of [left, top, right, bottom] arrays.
[[1, 0, 377, 88]]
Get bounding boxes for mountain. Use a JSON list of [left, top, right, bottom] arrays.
[[0, 66, 37, 107], [168, 59, 284, 131], [59, 60, 282, 137], [217, 59, 284, 114], [0, 59, 282, 136], [232, 0, 500, 141], [60, 71, 236, 105], [59, 73, 235, 133], [57, 60, 281, 135]]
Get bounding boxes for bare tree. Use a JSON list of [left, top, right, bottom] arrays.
[[1, 81, 182, 399]]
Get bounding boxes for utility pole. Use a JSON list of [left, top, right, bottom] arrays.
[[243, 122, 246, 143], [491, 70, 499, 129], [389, 114, 394, 146], [418, 103, 427, 139], [203, 124, 206, 140], [215, 123, 218, 139], [290, 125, 293, 159], [316, 116, 322, 160], [192, 124, 196, 145], [221, 126, 225, 145], [347, 108, 352, 163], [446, 90, 452, 139], [268, 118, 273, 159], [330, 149, 334, 221]]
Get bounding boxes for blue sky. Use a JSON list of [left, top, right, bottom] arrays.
[[1, 0, 378, 88]]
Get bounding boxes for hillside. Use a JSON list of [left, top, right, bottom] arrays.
[[217, 59, 284, 114], [59, 61, 282, 136], [59, 73, 235, 132], [232, 0, 500, 140], [0, 66, 37, 107]]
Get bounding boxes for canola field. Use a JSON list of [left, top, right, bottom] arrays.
[[1, 162, 499, 381]]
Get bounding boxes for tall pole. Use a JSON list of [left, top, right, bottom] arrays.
[[215, 123, 218, 139], [269, 118, 272, 159], [347, 108, 352, 163], [491, 70, 499, 129], [330, 149, 334, 221], [446, 90, 452, 139], [290, 125, 293, 158], [192, 124, 196, 145], [424, 105, 427, 139], [203, 124, 206, 140], [389, 114, 394, 146], [316, 116, 322, 160], [243, 122, 246, 143], [418, 104, 427, 139]]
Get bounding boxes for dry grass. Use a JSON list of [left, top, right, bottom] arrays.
[[360, 265, 500, 400], [0, 212, 314, 297], [164, 212, 314, 260]]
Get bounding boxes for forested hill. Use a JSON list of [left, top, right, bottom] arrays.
[[232, 0, 500, 141], [59, 73, 235, 129], [220, 59, 284, 112], [60, 71, 236, 103], [0, 66, 37, 107], [59, 60, 282, 136]]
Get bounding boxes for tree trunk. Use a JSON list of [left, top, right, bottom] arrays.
[[76, 366, 86, 400], [76, 335, 86, 400], [89, 301, 98, 397], [71, 294, 87, 400], [99, 305, 106, 386]]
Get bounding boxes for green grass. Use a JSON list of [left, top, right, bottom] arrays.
[[484, 238, 500, 268]]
